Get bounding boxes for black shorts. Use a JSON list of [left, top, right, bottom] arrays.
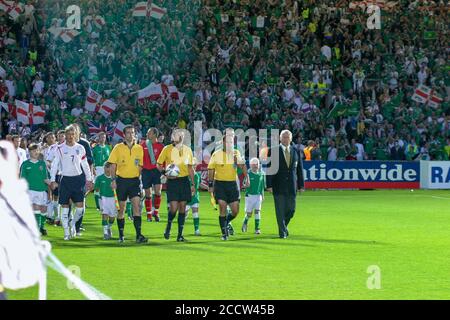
[[116, 177, 141, 202], [59, 175, 85, 205], [214, 180, 240, 204], [141, 168, 161, 189], [52, 175, 61, 197], [166, 176, 192, 203]]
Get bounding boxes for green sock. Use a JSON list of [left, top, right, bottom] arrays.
[[255, 212, 261, 230], [94, 194, 100, 209], [34, 212, 41, 228], [193, 217, 200, 231], [243, 215, 249, 225], [40, 214, 46, 229], [126, 202, 132, 218]]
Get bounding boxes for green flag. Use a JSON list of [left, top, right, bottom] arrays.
[[327, 103, 347, 119]]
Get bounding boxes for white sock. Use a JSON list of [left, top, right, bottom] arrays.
[[46, 202, 53, 219], [192, 211, 199, 219], [53, 201, 59, 219], [103, 225, 109, 234], [74, 207, 84, 225], [61, 207, 70, 235], [255, 212, 261, 220]]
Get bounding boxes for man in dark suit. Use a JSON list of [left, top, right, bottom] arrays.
[[266, 130, 305, 238]]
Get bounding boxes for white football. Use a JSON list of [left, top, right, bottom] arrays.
[[166, 164, 180, 177]]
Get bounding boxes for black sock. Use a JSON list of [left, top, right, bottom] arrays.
[[177, 213, 186, 237], [133, 216, 142, 238], [117, 218, 125, 238], [219, 216, 227, 235], [168, 211, 176, 224], [226, 212, 236, 225]]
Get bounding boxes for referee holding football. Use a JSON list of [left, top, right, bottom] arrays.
[[108, 125, 148, 244], [208, 128, 249, 240], [157, 129, 195, 242]]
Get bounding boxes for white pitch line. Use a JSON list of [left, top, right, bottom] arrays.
[[431, 196, 450, 200]]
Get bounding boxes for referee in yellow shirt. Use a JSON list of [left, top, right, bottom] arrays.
[[157, 129, 195, 242], [208, 128, 249, 240], [108, 125, 147, 244]]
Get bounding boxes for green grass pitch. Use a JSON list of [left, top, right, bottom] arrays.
[[7, 189, 450, 300]]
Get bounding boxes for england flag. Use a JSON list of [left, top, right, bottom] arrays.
[[15, 100, 45, 125]]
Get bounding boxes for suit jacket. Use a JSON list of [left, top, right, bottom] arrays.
[[266, 145, 305, 195]]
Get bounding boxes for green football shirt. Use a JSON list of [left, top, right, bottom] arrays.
[[246, 170, 265, 196], [93, 144, 111, 167], [20, 160, 48, 192], [94, 174, 114, 198]]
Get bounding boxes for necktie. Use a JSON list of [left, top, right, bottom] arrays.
[[284, 147, 291, 168]]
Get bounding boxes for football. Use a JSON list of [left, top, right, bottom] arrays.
[[165, 164, 180, 177]]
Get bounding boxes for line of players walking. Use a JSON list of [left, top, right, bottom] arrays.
[[19, 126, 266, 243]]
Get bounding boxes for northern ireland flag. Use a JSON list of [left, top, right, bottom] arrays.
[[83, 15, 106, 31], [48, 27, 80, 43], [15, 100, 45, 125], [84, 88, 117, 118], [349, 0, 397, 10], [112, 120, 126, 142], [1, 101, 16, 118], [0, 0, 23, 20], [411, 85, 443, 108], [137, 83, 164, 102], [133, 1, 166, 19]]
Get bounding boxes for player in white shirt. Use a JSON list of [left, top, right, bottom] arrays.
[[12, 135, 28, 167], [43, 132, 61, 225], [50, 126, 93, 240]]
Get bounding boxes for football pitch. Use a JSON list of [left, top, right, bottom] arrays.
[[8, 190, 450, 300]]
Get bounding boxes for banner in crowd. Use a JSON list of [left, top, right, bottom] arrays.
[[420, 161, 450, 189], [411, 85, 443, 108], [302, 161, 420, 189]]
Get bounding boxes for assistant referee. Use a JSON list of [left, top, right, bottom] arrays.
[[108, 125, 147, 244], [208, 128, 249, 240]]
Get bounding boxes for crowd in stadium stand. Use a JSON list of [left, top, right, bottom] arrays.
[[0, 0, 449, 161]]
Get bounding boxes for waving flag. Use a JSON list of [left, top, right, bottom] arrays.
[[86, 120, 114, 138], [15, 100, 45, 125], [133, 1, 166, 19], [112, 120, 126, 142], [85, 88, 117, 118], [83, 15, 106, 32], [411, 85, 443, 108], [349, 0, 397, 10], [1, 101, 16, 118], [0, 0, 23, 20], [48, 27, 81, 43], [137, 83, 164, 102]]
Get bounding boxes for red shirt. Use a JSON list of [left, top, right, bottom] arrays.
[[141, 140, 164, 170]]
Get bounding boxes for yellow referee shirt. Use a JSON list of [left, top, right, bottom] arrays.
[[157, 144, 193, 178], [108, 142, 143, 178], [208, 149, 245, 182]]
